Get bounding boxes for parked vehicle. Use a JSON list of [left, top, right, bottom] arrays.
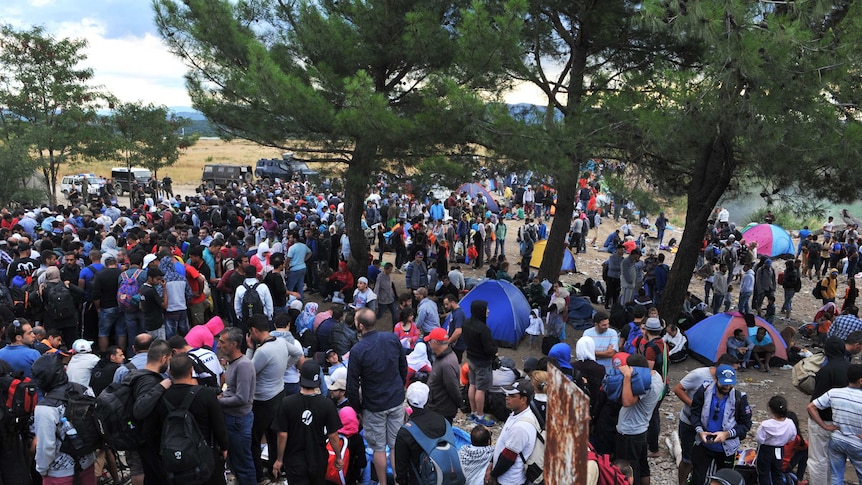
[[60, 174, 105, 201], [201, 164, 254, 189], [254, 153, 318, 187], [111, 167, 152, 196]]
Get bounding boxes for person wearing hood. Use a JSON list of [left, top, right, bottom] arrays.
[[572, 336, 606, 415], [31, 353, 97, 482], [185, 315, 225, 351], [322, 261, 354, 302], [548, 342, 574, 380], [41, 266, 84, 349], [806, 335, 862, 484], [462, 300, 498, 427], [100, 235, 119, 263]]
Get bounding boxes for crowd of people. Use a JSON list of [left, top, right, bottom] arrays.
[[0, 165, 860, 485]]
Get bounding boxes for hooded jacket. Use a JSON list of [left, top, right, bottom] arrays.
[[462, 300, 498, 365], [32, 354, 96, 477], [812, 337, 850, 421]]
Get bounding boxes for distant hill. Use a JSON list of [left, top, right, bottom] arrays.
[[167, 106, 207, 121]]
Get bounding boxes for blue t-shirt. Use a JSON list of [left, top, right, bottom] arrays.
[[79, 263, 105, 300], [0, 344, 41, 378], [286, 242, 311, 271], [703, 393, 729, 452]]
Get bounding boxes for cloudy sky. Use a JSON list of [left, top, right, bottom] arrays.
[[2, 0, 544, 109], [3, 0, 193, 107]]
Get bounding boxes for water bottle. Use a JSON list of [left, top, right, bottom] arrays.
[[60, 417, 84, 451]]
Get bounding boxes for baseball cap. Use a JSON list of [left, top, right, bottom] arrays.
[[612, 352, 630, 369], [716, 364, 737, 385], [502, 379, 534, 397], [329, 378, 347, 392], [143, 254, 158, 267], [357, 276, 368, 285], [300, 360, 322, 388], [406, 382, 430, 409], [72, 339, 94, 353], [523, 357, 540, 373], [707, 468, 745, 485], [644, 317, 663, 332], [423, 327, 449, 342]]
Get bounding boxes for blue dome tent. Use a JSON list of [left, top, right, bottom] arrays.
[[687, 312, 788, 365], [456, 182, 500, 213], [453, 280, 530, 348]]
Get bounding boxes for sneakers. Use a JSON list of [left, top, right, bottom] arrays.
[[474, 415, 496, 426], [467, 413, 477, 422]]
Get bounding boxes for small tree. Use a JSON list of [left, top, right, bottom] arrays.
[[0, 25, 114, 206], [111, 102, 196, 184]]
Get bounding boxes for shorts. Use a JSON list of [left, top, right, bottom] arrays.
[[468, 360, 493, 391], [363, 405, 405, 452], [679, 421, 696, 463], [98, 306, 127, 338], [125, 450, 143, 476], [616, 431, 649, 480]]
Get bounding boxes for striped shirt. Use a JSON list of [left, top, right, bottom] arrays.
[[813, 386, 862, 445]]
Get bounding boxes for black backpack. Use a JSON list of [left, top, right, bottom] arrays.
[[188, 352, 221, 392], [240, 282, 264, 323], [94, 369, 145, 451], [43, 282, 76, 320], [0, 371, 38, 428], [210, 207, 223, 227], [43, 383, 101, 458], [160, 386, 215, 483]]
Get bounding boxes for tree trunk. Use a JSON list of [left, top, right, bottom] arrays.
[[343, 140, 376, 279], [538, 167, 578, 281], [658, 135, 735, 321]]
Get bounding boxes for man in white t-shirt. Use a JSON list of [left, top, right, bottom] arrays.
[[583, 311, 619, 370], [167, 334, 225, 387], [489, 380, 540, 485]]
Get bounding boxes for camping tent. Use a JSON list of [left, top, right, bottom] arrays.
[[741, 223, 795, 258], [529, 239, 576, 273], [455, 280, 530, 348], [687, 312, 788, 365], [456, 182, 500, 213]]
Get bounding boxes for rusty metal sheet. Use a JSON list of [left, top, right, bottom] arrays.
[[545, 365, 590, 485]]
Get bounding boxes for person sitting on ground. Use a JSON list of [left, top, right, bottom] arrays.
[[394, 307, 420, 350], [663, 324, 689, 363], [750, 327, 776, 373], [726, 329, 751, 369], [405, 342, 433, 387], [458, 425, 494, 485]]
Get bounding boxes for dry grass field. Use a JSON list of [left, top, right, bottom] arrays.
[[62, 139, 285, 184]]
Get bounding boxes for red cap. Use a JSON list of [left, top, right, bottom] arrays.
[[423, 327, 449, 342]]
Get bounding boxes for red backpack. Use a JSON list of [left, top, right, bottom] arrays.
[[588, 444, 630, 485]]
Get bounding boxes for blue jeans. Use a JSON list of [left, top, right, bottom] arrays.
[[494, 238, 505, 257], [829, 436, 862, 485], [98, 306, 126, 338], [782, 289, 796, 313], [286, 269, 306, 298], [164, 310, 189, 339], [123, 311, 146, 351], [738, 291, 752, 314], [224, 412, 256, 485]]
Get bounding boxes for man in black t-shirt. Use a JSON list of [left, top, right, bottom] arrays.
[[273, 360, 343, 485], [140, 267, 168, 340], [264, 253, 288, 313]]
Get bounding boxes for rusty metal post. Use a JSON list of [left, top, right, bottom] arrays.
[[545, 365, 590, 485]]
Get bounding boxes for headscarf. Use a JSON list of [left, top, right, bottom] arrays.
[[407, 342, 432, 371], [45, 266, 61, 283], [548, 342, 573, 370], [296, 302, 318, 334], [575, 336, 596, 362], [313, 309, 332, 332]]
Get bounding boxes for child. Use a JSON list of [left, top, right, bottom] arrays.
[[842, 278, 858, 312], [394, 307, 419, 350], [458, 425, 494, 485], [526, 308, 544, 350], [781, 411, 809, 485], [756, 396, 798, 485]]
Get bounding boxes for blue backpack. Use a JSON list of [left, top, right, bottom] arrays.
[[623, 322, 643, 354], [403, 419, 466, 485]]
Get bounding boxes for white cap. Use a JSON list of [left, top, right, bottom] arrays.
[[406, 382, 430, 409], [72, 339, 94, 353], [143, 254, 158, 267]]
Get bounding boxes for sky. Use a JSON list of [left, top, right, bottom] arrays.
[[3, 0, 194, 108], [2, 0, 543, 110]]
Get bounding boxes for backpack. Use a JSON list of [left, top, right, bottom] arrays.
[[791, 352, 826, 395], [43, 383, 101, 458], [325, 433, 352, 485], [622, 322, 643, 354], [11, 278, 42, 318], [209, 207, 223, 227], [402, 419, 466, 485], [240, 282, 264, 323], [94, 371, 145, 451], [518, 410, 546, 485], [0, 371, 38, 427], [188, 352, 221, 391], [579, 187, 592, 201], [812, 278, 826, 299], [159, 386, 214, 482], [43, 282, 76, 320], [117, 269, 143, 311], [588, 444, 630, 485]]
